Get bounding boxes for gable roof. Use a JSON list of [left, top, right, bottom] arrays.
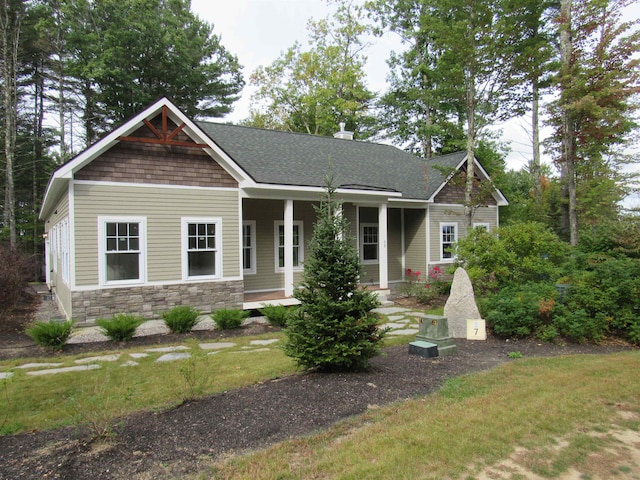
[[40, 97, 507, 219], [196, 121, 468, 201]]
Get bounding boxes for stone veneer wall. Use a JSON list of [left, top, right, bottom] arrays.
[[71, 280, 243, 324]]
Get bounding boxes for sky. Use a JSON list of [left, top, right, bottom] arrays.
[[190, 0, 640, 207]]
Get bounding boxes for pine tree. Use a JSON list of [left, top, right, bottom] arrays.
[[282, 179, 386, 371]]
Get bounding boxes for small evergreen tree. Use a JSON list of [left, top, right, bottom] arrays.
[[282, 179, 386, 371]]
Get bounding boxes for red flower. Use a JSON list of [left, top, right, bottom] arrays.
[[425, 284, 431, 288], [407, 268, 412, 274], [416, 271, 422, 276]]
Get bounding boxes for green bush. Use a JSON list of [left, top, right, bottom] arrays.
[[95, 314, 144, 342], [259, 304, 291, 327], [26, 320, 74, 351], [162, 306, 200, 333], [213, 308, 249, 330], [484, 283, 556, 338]]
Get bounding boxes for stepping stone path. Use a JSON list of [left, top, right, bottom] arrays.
[[3, 307, 426, 376]]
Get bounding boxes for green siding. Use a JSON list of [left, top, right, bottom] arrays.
[[404, 208, 427, 276], [73, 183, 240, 286], [388, 208, 403, 282]]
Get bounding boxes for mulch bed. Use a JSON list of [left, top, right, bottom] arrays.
[[0, 296, 636, 479]]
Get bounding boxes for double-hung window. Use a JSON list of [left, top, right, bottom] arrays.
[[275, 221, 303, 271], [360, 223, 379, 263], [440, 222, 457, 261], [242, 221, 256, 274], [99, 216, 146, 285], [182, 218, 221, 279]]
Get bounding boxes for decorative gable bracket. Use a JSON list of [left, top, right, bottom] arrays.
[[118, 105, 208, 148]]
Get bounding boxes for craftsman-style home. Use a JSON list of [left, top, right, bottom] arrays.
[[40, 98, 507, 322]]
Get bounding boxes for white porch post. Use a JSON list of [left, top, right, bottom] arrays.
[[284, 199, 294, 297], [378, 203, 388, 289]]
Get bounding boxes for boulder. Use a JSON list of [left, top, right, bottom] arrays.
[[443, 267, 481, 338]]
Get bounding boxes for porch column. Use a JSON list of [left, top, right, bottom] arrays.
[[378, 203, 388, 289], [284, 199, 294, 297]]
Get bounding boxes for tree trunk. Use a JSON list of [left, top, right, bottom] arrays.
[[1, 0, 23, 248], [559, 0, 578, 245], [531, 80, 541, 203]]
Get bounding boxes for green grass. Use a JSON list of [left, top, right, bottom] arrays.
[[200, 351, 640, 480]]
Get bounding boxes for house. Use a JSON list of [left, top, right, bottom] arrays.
[[40, 97, 507, 323]]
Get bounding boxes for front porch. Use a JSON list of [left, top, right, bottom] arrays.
[[242, 286, 392, 310]]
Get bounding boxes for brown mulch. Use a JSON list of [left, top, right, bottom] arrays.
[[0, 295, 636, 480]]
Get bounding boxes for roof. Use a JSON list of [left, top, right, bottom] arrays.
[[196, 121, 466, 201]]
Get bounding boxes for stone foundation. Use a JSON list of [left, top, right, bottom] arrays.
[[71, 280, 243, 324]]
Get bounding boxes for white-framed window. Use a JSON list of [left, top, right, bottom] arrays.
[[360, 223, 379, 264], [473, 222, 490, 231], [440, 222, 457, 261], [98, 216, 146, 285], [182, 217, 221, 280], [275, 221, 303, 271], [243, 220, 256, 275]]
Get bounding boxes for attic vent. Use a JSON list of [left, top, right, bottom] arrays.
[[333, 122, 354, 140]]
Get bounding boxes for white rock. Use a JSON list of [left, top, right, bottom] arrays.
[[75, 354, 120, 364], [156, 352, 191, 362], [443, 267, 481, 338], [26, 364, 101, 376]]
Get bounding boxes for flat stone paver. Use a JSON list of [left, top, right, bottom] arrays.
[[26, 364, 101, 376], [250, 339, 279, 346], [156, 352, 191, 362], [373, 307, 411, 315], [387, 328, 419, 336], [75, 354, 120, 364], [199, 342, 236, 350], [387, 315, 408, 321], [146, 345, 189, 353], [129, 353, 149, 359], [382, 322, 413, 330], [407, 311, 428, 317], [236, 348, 270, 353], [120, 360, 139, 367], [0, 372, 14, 379], [16, 362, 63, 369]]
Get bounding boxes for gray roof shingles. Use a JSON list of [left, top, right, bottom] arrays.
[[196, 122, 465, 201]]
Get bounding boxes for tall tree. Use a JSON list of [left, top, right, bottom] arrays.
[[549, 0, 640, 245], [248, 3, 375, 137], [63, 0, 244, 144], [0, 0, 26, 247]]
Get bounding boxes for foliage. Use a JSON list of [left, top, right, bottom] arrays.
[[283, 180, 385, 371], [258, 304, 293, 328], [213, 308, 249, 330], [483, 283, 557, 338], [454, 222, 570, 293], [247, 2, 375, 137], [176, 348, 212, 402], [162, 306, 200, 334], [95, 314, 144, 342], [0, 244, 35, 314], [400, 266, 450, 304], [25, 319, 74, 351]]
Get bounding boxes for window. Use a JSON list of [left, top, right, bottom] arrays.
[[243, 221, 256, 274], [275, 221, 303, 271], [473, 222, 490, 231], [99, 217, 146, 285], [360, 223, 378, 263], [182, 218, 221, 279], [440, 223, 457, 261]]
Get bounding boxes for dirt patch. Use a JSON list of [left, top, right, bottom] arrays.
[[0, 294, 637, 479]]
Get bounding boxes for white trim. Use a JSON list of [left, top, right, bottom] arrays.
[[440, 222, 458, 263], [72, 275, 244, 292], [378, 203, 388, 289], [400, 208, 405, 278], [360, 223, 379, 265], [425, 207, 431, 272], [473, 222, 490, 231], [275, 219, 304, 273], [242, 220, 257, 275], [73, 179, 238, 192], [181, 217, 222, 281], [98, 216, 147, 286]]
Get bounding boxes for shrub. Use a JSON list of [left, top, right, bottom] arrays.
[[162, 306, 200, 333], [26, 320, 74, 351], [213, 308, 249, 330], [259, 304, 291, 327], [400, 266, 451, 304], [95, 314, 144, 342], [0, 244, 35, 314], [484, 283, 557, 338]]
